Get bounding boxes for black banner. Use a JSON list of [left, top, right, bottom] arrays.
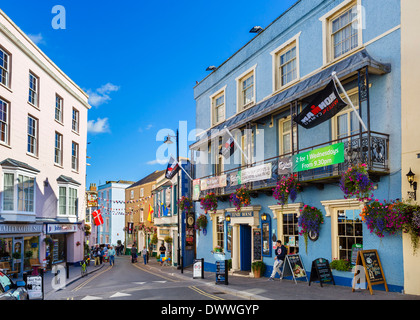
[[165, 156, 180, 179], [293, 80, 347, 129]]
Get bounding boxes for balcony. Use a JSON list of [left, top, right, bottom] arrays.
[[197, 131, 389, 198]]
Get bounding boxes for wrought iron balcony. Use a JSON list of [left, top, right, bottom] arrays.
[[197, 131, 389, 198]]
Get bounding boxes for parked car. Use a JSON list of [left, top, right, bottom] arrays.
[[0, 270, 28, 300]]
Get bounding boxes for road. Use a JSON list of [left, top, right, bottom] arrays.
[[45, 255, 243, 301]]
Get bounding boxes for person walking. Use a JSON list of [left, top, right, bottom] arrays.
[[98, 246, 103, 265], [142, 246, 148, 265], [94, 245, 100, 266], [108, 246, 116, 266], [159, 242, 166, 266], [131, 243, 137, 263], [269, 240, 287, 281]]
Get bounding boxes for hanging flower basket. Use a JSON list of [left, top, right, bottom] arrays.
[[273, 174, 301, 206], [339, 163, 374, 202], [178, 196, 194, 213], [229, 186, 251, 211], [200, 192, 218, 214], [298, 205, 324, 253], [195, 214, 208, 232]]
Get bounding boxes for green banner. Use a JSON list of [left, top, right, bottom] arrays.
[[292, 143, 344, 172]]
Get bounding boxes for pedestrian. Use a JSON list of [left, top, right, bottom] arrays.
[[108, 246, 116, 266], [94, 245, 100, 266], [142, 246, 148, 265], [269, 240, 287, 281], [159, 242, 166, 266], [120, 243, 125, 256], [98, 246, 103, 264], [131, 243, 137, 263]]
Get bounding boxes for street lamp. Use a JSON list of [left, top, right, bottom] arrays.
[[164, 130, 183, 273]]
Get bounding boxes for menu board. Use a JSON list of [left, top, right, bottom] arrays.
[[52, 239, 59, 263], [281, 254, 308, 283], [253, 229, 262, 261], [26, 274, 44, 300], [193, 259, 204, 279], [352, 249, 388, 295], [351, 244, 363, 265], [309, 258, 335, 287], [215, 260, 228, 285]]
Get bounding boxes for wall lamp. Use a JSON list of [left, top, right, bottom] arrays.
[[249, 26, 263, 33], [407, 168, 417, 201], [206, 66, 217, 71], [225, 215, 231, 222], [261, 213, 268, 221]]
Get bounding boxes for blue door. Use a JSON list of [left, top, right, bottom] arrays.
[[240, 225, 251, 271]]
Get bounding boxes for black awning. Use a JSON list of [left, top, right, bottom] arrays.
[[190, 49, 391, 150]]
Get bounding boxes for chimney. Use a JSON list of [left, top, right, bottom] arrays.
[[89, 183, 97, 191]]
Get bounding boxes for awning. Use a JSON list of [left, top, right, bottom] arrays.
[[0, 158, 40, 173], [190, 49, 391, 150]]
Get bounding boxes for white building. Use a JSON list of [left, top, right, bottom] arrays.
[[0, 9, 90, 274]]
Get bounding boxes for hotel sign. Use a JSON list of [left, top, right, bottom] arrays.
[[200, 174, 227, 191]]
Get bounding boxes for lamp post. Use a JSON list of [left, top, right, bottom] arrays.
[[164, 130, 183, 272]]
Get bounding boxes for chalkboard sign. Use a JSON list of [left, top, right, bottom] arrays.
[[309, 258, 335, 287], [351, 243, 363, 265], [215, 260, 228, 285], [24, 272, 44, 300], [281, 254, 308, 284], [253, 229, 262, 261], [352, 249, 388, 295]]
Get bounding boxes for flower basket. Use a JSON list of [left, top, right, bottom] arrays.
[[178, 196, 194, 213], [273, 174, 301, 206], [298, 205, 324, 253], [195, 214, 208, 232], [200, 193, 218, 214], [339, 163, 374, 202], [229, 186, 251, 211]]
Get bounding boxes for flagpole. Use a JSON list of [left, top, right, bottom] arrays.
[[332, 72, 368, 132], [224, 126, 250, 164]]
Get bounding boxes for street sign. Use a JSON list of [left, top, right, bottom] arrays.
[[193, 258, 204, 279], [292, 143, 344, 172]]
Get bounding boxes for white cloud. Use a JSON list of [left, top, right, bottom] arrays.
[[28, 33, 45, 45], [147, 158, 168, 165], [87, 117, 110, 134], [88, 83, 120, 107]]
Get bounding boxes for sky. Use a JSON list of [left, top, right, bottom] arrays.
[[0, 0, 298, 187]]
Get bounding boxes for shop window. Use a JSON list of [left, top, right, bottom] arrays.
[[212, 214, 225, 251], [261, 216, 271, 257], [337, 208, 363, 260], [282, 212, 299, 254]]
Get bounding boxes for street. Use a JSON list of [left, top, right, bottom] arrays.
[[44, 255, 242, 301]]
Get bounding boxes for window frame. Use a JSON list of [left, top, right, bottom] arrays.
[[212, 212, 225, 251], [55, 94, 63, 123], [0, 97, 10, 146], [210, 86, 227, 127], [0, 47, 10, 88], [236, 65, 257, 112], [57, 184, 78, 218], [331, 88, 359, 141], [71, 141, 79, 172], [278, 116, 297, 156], [28, 72, 39, 108], [27, 115, 38, 157], [72, 107, 79, 133], [54, 132, 63, 166]]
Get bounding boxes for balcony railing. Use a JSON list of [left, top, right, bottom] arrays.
[[197, 131, 389, 198]]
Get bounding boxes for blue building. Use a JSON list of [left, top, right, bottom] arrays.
[[190, 0, 404, 292]]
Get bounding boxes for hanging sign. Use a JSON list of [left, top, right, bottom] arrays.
[[309, 258, 335, 287], [293, 80, 347, 129], [200, 175, 227, 191], [192, 179, 200, 201], [281, 254, 308, 284], [241, 163, 272, 184], [292, 143, 344, 172]]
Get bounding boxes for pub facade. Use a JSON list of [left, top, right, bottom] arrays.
[[190, 0, 406, 292]]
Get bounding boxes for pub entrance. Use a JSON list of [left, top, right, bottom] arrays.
[[240, 225, 251, 271]]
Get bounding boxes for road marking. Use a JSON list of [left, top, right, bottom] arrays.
[[72, 265, 113, 292], [188, 286, 225, 300], [133, 281, 146, 285], [110, 292, 131, 298], [132, 263, 178, 282], [81, 295, 102, 300], [153, 280, 167, 283]]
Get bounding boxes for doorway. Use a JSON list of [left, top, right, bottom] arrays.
[[240, 225, 251, 271]]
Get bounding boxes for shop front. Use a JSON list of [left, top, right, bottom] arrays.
[[0, 223, 43, 276]]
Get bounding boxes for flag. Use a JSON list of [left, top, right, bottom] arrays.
[[92, 209, 103, 226], [147, 204, 153, 222], [220, 136, 235, 159], [293, 80, 347, 129], [162, 203, 169, 217], [158, 203, 161, 218], [165, 155, 180, 179]]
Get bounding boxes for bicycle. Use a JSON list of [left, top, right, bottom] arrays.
[[80, 258, 90, 277]]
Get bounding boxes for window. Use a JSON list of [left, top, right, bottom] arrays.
[[0, 98, 9, 145], [68, 187, 78, 216], [236, 67, 256, 112], [55, 132, 63, 165], [17, 175, 35, 212], [271, 33, 300, 92], [262, 218, 271, 256], [215, 215, 224, 249], [140, 188, 144, 197], [210, 87, 226, 126], [320, 0, 361, 64], [55, 95, 63, 123], [28, 72, 39, 107], [215, 138, 224, 175], [72, 108, 79, 133], [278, 117, 297, 155], [71, 141, 79, 171], [337, 208, 363, 260], [332, 91, 359, 140], [282, 212, 299, 254], [58, 186, 66, 215], [27, 115, 38, 156], [3, 173, 14, 211], [0, 48, 10, 87]]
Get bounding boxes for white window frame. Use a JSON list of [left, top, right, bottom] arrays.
[[0, 47, 10, 88], [27, 115, 38, 156], [28, 72, 39, 107], [331, 88, 359, 141], [57, 184, 78, 219], [319, 0, 363, 65], [270, 32, 301, 93], [278, 116, 297, 156], [54, 132, 63, 166], [0, 97, 10, 146], [235, 64, 257, 112], [209, 86, 227, 127], [72, 107, 79, 133], [71, 141, 79, 172], [55, 94, 63, 123]]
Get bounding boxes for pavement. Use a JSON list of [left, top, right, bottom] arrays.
[[18, 254, 420, 300]]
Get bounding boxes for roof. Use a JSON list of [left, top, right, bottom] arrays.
[[0, 158, 40, 173], [57, 175, 81, 186], [190, 49, 391, 150], [127, 170, 166, 189]]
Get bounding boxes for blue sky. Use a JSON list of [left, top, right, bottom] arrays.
[[1, 0, 298, 187]]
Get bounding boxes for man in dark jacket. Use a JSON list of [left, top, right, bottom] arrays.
[[269, 240, 287, 280]]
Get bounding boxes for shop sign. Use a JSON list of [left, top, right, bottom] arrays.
[[241, 163, 272, 184], [292, 143, 344, 172], [200, 174, 227, 191], [0, 224, 42, 234], [87, 193, 98, 207], [230, 211, 254, 218], [46, 224, 77, 234], [160, 229, 170, 236], [278, 156, 292, 175]]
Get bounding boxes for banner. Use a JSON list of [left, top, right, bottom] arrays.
[[165, 155, 180, 179], [147, 204, 153, 222], [294, 80, 347, 129], [200, 175, 227, 191], [241, 163, 272, 184], [192, 179, 200, 201], [292, 143, 345, 172], [220, 136, 235, 159]]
